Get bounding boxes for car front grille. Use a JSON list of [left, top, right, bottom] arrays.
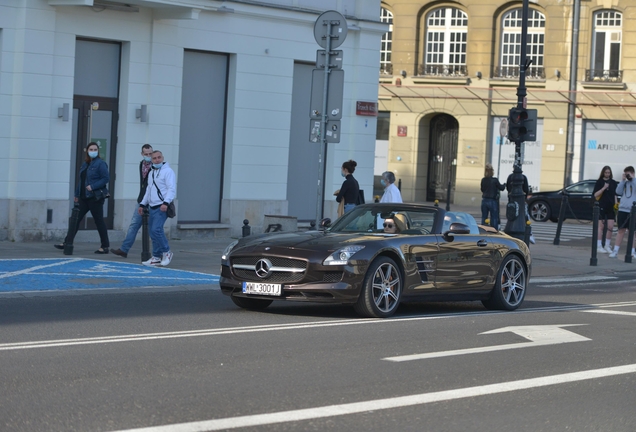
[[322, 271, 343, 283], [231, 256, 307, 283]]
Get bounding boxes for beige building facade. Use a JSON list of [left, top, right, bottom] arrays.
[[377, 0, 636, 206]]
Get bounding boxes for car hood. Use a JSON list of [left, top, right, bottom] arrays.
[[232, 231, 393, 254]]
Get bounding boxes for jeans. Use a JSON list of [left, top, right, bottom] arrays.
[[344, 203, 356, 214], [149, 206, 170, 257], [481, 198, 499, 228], [65, 198, 109, 248], [120, 207, 143, 253]]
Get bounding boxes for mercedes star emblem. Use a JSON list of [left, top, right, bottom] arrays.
[[255, 259, 273, 279]]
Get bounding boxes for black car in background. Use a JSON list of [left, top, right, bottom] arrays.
[[527, 180, 596, 222]]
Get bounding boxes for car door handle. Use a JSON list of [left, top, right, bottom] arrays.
[[477, 239, 488, 247]]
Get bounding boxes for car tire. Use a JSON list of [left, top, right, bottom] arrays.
[[529, 200, 551, 222], [230, 295, 273, 310], [482, 254, 527, 311], [354, 256, 402, 318]]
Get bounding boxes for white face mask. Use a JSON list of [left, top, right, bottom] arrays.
[[143, 156, 152, 162], [88, 151, 98, 159]]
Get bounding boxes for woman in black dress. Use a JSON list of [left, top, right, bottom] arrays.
[[593, 165, 618, 253]]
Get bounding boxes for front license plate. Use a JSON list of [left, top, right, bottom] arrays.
[[242, 281, 282, 296]]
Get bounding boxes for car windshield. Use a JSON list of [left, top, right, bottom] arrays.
[[441, 211, 480, 234], [329, 205, 438, 234]]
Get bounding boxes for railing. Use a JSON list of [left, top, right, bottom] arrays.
[[493, 66, 545, 80], [417, 64, 467, 77], [585, 69, 623, 83]]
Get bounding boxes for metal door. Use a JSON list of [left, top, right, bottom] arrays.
[[427, 114, 458, 203]]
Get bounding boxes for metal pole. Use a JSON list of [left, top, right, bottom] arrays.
[[315, 20, 332, 228], [553, 193, 568, 245], [564, 0, 581, 187], [504, 0, 530, 240], [63, 203, 81, 256], [624, 202, 636, 263], [141, 208, 151, 262], [590, 202, 599, 266]]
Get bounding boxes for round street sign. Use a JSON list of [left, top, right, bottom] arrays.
[[499, 118, 508, 137], [314, 10, 348, 49]]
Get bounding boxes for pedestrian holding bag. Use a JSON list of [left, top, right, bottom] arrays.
[[152, 171, 176, 218]]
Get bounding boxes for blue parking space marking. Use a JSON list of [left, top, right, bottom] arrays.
[[0, 259, 219, 293]]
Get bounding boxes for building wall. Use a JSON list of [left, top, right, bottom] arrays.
[[379, 0, 636, 206], [0, 0, 386, 240]]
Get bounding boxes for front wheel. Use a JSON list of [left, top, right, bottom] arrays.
[[354, 256, 402, 318], [482, 255, 527, 311], [529, 200, 550, 222], [230, 295, 273, 311]]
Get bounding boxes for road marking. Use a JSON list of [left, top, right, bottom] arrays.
[[4, 301, 635, 352], [531, 275, 617, 284], [383, 325, 590, 362], [109, 363, 636, 432], [0, 259, 81, 279], [582, 309, 636, 317]]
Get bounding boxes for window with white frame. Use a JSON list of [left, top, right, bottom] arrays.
[[421, 7, 467, 76], [380, 7, 393, 75], [589, 10, 622, 81], [499, 8, 545, 79]]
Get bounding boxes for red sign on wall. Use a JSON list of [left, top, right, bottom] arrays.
[[397, 126, 407, 137], [356, 101, 378, 116]]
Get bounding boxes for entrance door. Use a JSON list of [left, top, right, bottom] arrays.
[[427, 114, 458, 203], [71, 98, 118, 229]]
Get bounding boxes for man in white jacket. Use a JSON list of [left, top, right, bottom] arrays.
[[138, 151, 176, 266], [379, 171, 403, 203]]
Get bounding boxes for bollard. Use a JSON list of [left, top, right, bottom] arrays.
[[309, 220, 316, 231], [141, 207, 151, 262], [434, 199, 439, 208], [601, 212, 609, 249], [590, 201, 599, 266], [524, 220, 532, 246], [63, 203, 81, 255], [445, 180, 451, 211], [242, 219, 251, 237], [624, 202, 636, 263], [553, 193, 568, 245]]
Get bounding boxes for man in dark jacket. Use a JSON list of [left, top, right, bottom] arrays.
[[111, 144, 153, 258]]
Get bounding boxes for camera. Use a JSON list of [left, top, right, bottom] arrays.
[[627, 173, 632, 181]]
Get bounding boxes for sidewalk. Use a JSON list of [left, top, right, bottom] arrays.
[[1, 229, 635, 281]]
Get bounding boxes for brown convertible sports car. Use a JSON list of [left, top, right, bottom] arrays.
[[219, 203, 531, 318]]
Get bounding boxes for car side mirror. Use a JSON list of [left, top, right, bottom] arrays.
[[442, 222, 470, 242], [319, 218, 331, 228]]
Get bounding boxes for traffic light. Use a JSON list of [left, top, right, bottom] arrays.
[[507, 107, 537, 143]]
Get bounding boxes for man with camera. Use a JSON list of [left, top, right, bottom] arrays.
[[609, 166, 636, 258]]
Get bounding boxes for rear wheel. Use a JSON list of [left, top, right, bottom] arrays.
[[230, 295, 273, 310], [354, 256, 402, 318], [482, 255, 527, 311], [529, 200, 550, 222]]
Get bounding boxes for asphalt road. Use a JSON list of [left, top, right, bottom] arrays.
[[1, 280, 636, 432]]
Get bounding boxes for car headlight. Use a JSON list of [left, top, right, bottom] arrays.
[[323, 245, 365, 266], [221, 240, 239, 261]]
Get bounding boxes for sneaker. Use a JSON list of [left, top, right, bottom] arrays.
[[609, 251, 618, 258], [605, 245, 614, 254], [160, 251, 173, 267], [529, 235, 536, 244], [597, 245, 608, 253], [111, 248, 128, 258], [143, 256, 162, 266]]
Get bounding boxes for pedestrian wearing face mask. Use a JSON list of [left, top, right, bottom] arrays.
[[111, 144, 154, 258], [335, 159, 360, 214], [379, 171, 403, 203], [138, 151, 176, 267], [54, 142, 110, 254]]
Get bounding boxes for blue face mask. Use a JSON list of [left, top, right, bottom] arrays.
[[341, 171, 346, 178], [380, 179, 386, 187], [143, 156, 152, 162], [88, 151, 98, 159], [152, 163, 163, 169]]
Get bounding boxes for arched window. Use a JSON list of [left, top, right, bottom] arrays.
[[419, 7, 468, 77], [380, 7, 393, 75], [587, 10, 622, 82], [497, 8, 545, 79]]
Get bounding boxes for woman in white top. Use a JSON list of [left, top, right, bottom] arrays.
[[380, 171, 403, 203]]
